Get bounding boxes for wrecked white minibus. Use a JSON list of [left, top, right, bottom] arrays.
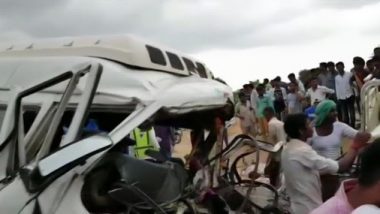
[[0, 35, 234, 213]]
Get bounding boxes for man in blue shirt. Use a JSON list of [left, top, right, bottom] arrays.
[[305, 100, 320, 122]]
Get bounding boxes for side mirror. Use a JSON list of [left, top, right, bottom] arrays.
[[20, 135, 112, 193]]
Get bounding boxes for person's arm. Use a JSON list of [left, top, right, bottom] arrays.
[[340, 122, 372, 142], [268, 122, 276, 144], [305, 89, 311, 98], [298, 134, 367, 174], [296, 91, 304, 102], [337, 133, 370, 172], [282, 88, 287, 101], [250, 90, 258, 111], [235, 103, 244, 119], [320, 86, 335, 94], [298, 81, 305, 94], [148, 129, 161, 149], [337, 148, 358, 172]]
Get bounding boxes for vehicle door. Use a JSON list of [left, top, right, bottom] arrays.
[[0, 62, 104, 213]]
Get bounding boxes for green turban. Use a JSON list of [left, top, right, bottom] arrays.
[[315, 100, 336, 127]]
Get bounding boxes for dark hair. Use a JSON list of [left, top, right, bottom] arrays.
[[366, 59, 374, 65], [372, 55, 380, 62], [284, 114, 308, 139], [238, 92, 245, 98], [247, 83, 254, 89], [358, 140, 380, 187], [336, 61, 344, 67], [274, 76, 281, 81], [327, 61, 335, 67], [263, 106, 275, 114], [256, 84, 265, 91], [353, 56, 365, 66], [319, 62, 327, 68], [310, 76, 318, 81], [288, 73, 296, 78], [243, 84, 250, 89]]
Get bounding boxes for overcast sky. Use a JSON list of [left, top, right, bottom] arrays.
[[1, 0, 379, 89]]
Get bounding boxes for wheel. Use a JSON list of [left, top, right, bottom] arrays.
[[228, 150, 260, 183]]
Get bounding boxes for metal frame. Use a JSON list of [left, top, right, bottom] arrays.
[[360, 80, 380, 131]]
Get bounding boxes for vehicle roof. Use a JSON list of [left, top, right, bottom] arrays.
[[0, 35, 213, 79], [0, 57, 233, 113]]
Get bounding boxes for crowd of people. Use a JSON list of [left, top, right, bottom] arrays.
[[235, 47, 380, 213], [236, 47, 380, 138]]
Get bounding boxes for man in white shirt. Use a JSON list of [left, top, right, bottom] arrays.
[[282, 114, 369, 214], [335, 62, 356, 128], [264, 107, 286, 145], [263, 107, 286, 186], [288, 73, 305, 95], [306, 77, 335, 104]]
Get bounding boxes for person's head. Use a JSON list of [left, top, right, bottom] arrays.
[[263, 107, 275, 121], [288, 82, 297, 93], [374, 47, 380, 57], [270, 80, 275, 87], [357, 141, 380, 206], [319, 62, 327, 72], [273, 77, 281, 88], [256, 84, 265, 96], [263, 78, 269, 84], [353, 56, 366, 70], [336, 61, 345, 73], [246, 83, 254, 93], [284, 114, 313, 141], [238, 92, 246, 103], [315, 100, 337, 127], [367, 59, 375, 72], [243, 84, 250, 92], [327, 61, 335, 72], [309, 77, 318, 89], [372, 56, 380, 72], [288, 73, 296, 83]]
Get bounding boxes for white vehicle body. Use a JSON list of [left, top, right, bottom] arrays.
[[0, 36, 233, 213]]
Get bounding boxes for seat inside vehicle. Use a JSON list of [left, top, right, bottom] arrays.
[[81, 152, 188, 212]]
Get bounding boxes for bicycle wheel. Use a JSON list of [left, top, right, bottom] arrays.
[[228, 150, 260, 183], [232, 180, 279, 212]]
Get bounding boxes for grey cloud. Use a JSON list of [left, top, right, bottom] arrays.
[[0, 0, 315, 52], [315, 0, 380, 8], [0, 0, 378, 53]]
